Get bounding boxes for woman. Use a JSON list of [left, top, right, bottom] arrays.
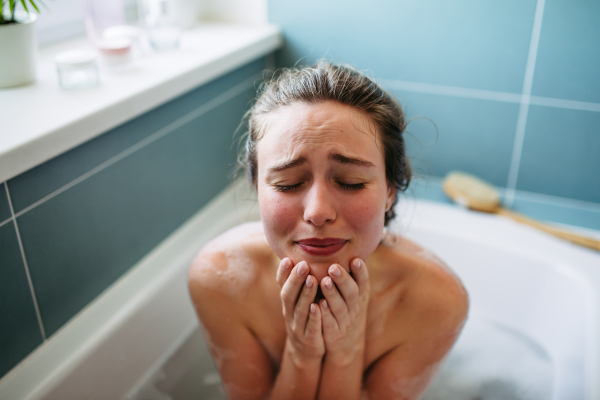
[[188, 62, 469, 400]]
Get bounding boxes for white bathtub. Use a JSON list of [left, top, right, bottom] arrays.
[[1, 181, 599, 400]]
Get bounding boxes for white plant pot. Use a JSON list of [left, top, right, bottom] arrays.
[[0, 12, 37, 88]]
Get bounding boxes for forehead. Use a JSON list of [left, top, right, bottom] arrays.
[[257, 101, 383, 160]]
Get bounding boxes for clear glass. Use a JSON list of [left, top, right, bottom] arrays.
[[56, 64, 100, 90], [141, 0, 182, 51]]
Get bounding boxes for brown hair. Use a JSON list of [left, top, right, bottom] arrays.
[[240, 61, 411, 225]]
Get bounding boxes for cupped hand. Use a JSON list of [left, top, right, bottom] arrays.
[[277, 258, 325, 363], [319, 258, 370, 364]]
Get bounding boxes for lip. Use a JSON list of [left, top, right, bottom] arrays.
[[296, 238, 347, 256]]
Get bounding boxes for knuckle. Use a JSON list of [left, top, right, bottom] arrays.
[[347, 287, 359, 302], [281, 292, 295, 305], [362, 283, 371, 297]]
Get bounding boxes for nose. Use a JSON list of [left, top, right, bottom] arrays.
[[303, 180, 336, 226]]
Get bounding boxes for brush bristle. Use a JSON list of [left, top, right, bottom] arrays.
[[442, 171, 500, 212]]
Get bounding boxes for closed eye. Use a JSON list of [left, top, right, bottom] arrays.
[[275, 183, 303, 192], [337, 182, 366, 191]]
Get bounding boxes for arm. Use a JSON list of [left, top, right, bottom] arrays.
[[189, 254, 326, 400], [317, 258, 370, 400], [362, 268, 469, 400], [270, 258, 326, 399], [188, 255, 274, 400]]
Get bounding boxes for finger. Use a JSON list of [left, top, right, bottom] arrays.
[[276, 258, 293, 288], [280, 261, 310, 322], [304, 302, 322, 340], [320, 275, 349, 326], [350, 258, 370, 296], [294, 275, 318, 334], [327, 264, 359, 309], [319, 299, 339, 334]]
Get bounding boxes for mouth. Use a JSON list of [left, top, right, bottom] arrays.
[[295, 238, 347, 256]]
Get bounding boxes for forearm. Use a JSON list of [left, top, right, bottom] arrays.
[[269, 342, 323, 400], [317, 348, 365, 400]]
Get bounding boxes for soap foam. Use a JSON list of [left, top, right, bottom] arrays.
[[420, 316, 553, 400]]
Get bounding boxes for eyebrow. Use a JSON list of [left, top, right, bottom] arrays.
[[267, 157, 307, 172], [330, 153, 375, 167], [267, 153, 375, 173]]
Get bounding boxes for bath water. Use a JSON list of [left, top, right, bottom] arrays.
[[421, 316, 553, 400]]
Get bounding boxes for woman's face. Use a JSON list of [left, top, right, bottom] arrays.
[[256, 101, 395, 281]]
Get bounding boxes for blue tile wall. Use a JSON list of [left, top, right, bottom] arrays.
[[517, 105, 600, 203], [532, 0, 600, 103], [269, 0, 600, 231], [0, 56, 269, 379], [392, 91, 520, 187], [0, 184, 11, 223], [0, 223, 44, 379], [270, 0, 537, 93]]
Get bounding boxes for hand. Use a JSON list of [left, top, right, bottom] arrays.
[[319, 258, 370, 365], [276, 258, 325, 364]]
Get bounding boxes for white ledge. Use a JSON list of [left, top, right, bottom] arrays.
[[0, 23, 282, 183]]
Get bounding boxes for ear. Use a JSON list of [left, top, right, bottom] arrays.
[[385, 184, 397, 212]]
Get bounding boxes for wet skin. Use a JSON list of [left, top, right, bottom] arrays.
[[188, 101, 469, 399]]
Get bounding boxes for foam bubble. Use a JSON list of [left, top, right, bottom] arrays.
[[420, 316, 553, 400]]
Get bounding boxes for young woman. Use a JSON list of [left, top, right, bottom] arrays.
[[188, 62, 469, 400]]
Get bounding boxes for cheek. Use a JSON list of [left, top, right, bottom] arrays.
[[258, 189, 298, 254], [341, 192, 386, 253]]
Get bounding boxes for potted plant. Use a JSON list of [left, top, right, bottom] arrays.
[[0, 0, 44, 88]]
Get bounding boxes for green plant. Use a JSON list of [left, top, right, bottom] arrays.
[[1, 0, 48, 25]]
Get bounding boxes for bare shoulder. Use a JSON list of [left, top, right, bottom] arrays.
[[188, 221, 273, 304], [380, 232, 469, 334]]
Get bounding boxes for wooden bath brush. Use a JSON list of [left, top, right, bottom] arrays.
[[442, 171, 600, 252]]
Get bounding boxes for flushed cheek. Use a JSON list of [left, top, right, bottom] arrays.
[[258, 191, 299, 257], [341, 196, 385, 255]]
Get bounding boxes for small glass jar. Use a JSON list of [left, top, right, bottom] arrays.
[[54, 50, 100, 90], [97, 38, 134, 71]]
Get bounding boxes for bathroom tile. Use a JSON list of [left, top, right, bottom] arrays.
[[0, 184, 11, 223], [516, 105, 600, 203], [0, 223, 44, 379], [390, 90, 520, 188], [17, 88, 255, 337], [531, 0, 600, 103], [7, 57, 268, 214], [511, 195, 600, 232], [271, 0, 537, 93]]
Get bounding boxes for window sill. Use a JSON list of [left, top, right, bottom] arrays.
[[0, 22, 282, 183]]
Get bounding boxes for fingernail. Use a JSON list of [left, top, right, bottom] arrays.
[[310, 303, 316, 314], [305, 275, 313, 288], [322, 300, 328, 309], [297, 261, 308, 277], [324, 277, 333, 289], [329, 265, 341, 277], [352, 259, 362, 270], [281, 258, 291, 271]]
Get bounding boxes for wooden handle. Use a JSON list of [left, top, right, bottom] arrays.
[[496, 208, 600, 252]]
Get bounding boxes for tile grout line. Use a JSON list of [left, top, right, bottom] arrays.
[[504, 0, 546, 208], [379, 79, 523, 104], [0, 215, 12, 229], [378, 80, 600, 113], [4, 182, 47, 341], [13, 74, 260, 219]]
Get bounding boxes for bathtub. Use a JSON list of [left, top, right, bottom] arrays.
[[1, 180, 599, 400]]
